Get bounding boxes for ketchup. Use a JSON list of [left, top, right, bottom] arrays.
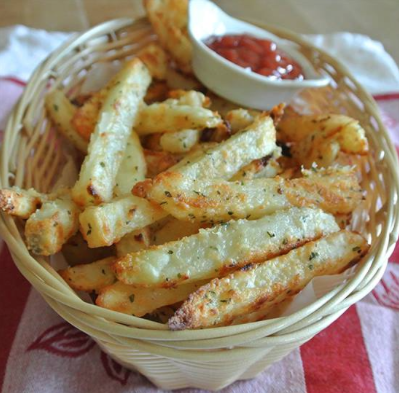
[[205, 34, 304, 80]]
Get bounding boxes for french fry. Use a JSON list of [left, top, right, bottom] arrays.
[[157, 91, 208, 153], [71, 88, 106, 141], [225, 103, 283, 135], [79, 195, 166, 248], [0, 187, 45, 219], [230, 147, 282, 181], [168, 230, 369, 329], [144, 149, 180, 177], [116, 227, 151, 257], [334, 152, 367, 179], [96, 280, 208, 317], [287, 166, 364, 214], [168, 90, 210, 107], [225, 109, 257, 134], [114, 207, 339, 288], [59, 257, 116, 292], [133, 113, 278, 198], [144, 0, 192, 74], [278, 114, 365, 143], [72, 73, 168, 141], [144, 166, 362, 222], [169, 142, 218, 170], [176, 113, 276, 180], [134, 103, 222, 135], [114, 132, 146, 196], [25, 195, 80, 255], [160, 128, 200, 153], [137, 43, 169, 80], [335, 213, 352, 229], [72, 58, 151, 207], [152, 217, 203, 245], [45, 89, 88, 153], [278, 114, 369, 168]]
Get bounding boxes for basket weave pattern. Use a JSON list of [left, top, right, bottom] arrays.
[[1, 18, 399, 391]]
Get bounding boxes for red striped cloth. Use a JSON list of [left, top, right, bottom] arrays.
[[0, 77, 398, 393]]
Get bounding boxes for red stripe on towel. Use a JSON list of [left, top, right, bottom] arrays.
[[373, 92, 399, 101], [0, 77, 26, 87], [0, 245, 31, 389], [300, 306, 377, 393]]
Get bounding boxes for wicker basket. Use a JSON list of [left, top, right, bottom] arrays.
[[1, 17, 399, 391]]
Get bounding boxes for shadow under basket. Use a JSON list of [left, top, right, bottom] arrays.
[[1, 17, 399, 391]]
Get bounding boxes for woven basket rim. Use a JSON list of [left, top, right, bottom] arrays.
[[1, 17, 399, 347]]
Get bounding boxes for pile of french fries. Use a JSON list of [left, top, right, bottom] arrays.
[[0, 0, 371, 330]]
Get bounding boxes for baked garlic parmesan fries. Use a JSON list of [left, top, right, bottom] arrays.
[[0, 0, 371, 329]]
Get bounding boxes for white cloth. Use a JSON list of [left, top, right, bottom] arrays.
[[0, 25, 71, 81]]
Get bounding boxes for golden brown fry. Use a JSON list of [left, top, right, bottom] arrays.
[[152, 217, 203, 245], [225, 109, 257, 134], [71, 88, 106, 141], [144, 0, 192, 74], [96, 280, 208, 317], [278, 114, 369, 168], [133, 113, 278, 198], [160, 129, 200, 153], [144, 149, 180, 177], [168, 142, 218, 170], [144, 166, 363, 222], [157, 91, 211, 152], [79, 195, 166, 248], [72, 58, 151, 207], [168, 90, 211, 108], [334, 152, 367, 179], [114, 132, 146, 197], [285, 166, 364, 214], [168, 231, 369, 329], [0, 187, 45, 219], [137, 42, 169, 80], [225, 104, 283, 135], [45, 89, 88, 153], [25, 195, 80, 256], [116, 228, 151, 257], [278, 114, 361, 143], [135, 103, 223, 135], [175, 113, 276, 179], [113, 207, 339, 288], [59, 257, 116, 292], [230, 148, 282, 181]]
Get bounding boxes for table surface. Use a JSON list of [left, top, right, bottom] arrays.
[[0, 0, 398, 65]]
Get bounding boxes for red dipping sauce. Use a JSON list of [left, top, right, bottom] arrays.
[[205, 34, 304, 81]]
